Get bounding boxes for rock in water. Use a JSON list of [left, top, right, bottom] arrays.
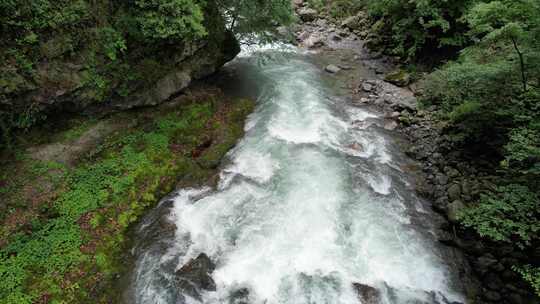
[[353, 283, 381, 304], [325, 64, 341, 74], [175, 253, 216, 299]]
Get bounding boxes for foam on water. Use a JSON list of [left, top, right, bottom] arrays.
[[130, 46, 465, 304]]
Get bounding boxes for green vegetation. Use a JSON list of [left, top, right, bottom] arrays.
[[310, 0, 539, 296], [0, 93, 254, 303], [0, 0, 292, 149]]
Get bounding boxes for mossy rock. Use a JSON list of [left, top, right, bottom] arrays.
[[385, 69, 411, 87]]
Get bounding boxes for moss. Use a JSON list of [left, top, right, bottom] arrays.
[[0, 90, 254, 303], [384, 69, 411, 87]]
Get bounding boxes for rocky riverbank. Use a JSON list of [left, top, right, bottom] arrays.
[[290, 1, 540, 303]]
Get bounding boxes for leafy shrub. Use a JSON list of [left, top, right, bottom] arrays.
[[364, 0, 472, 59], [134, 0, 207, 40], [459, 184, 539, 247]]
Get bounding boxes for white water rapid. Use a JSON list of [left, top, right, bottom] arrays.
[[126, 45, 466, 304]]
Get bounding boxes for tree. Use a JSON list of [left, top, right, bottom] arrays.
[[215, 0, 293, 43]]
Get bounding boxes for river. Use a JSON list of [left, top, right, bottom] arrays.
[[123, 44, 467, 304]]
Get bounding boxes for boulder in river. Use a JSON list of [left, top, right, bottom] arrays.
[[175, 253, 216, 299], [325, 64, 341, 73], [353, 283, 381, 304]]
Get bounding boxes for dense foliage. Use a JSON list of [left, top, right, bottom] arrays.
[[0, 0, 292, 149], [0, 96, 254, 303], [311, 0, 540, 296]]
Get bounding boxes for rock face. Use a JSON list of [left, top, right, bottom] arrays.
[[110, 29, 240, 111], [0, 2, 240, 136]]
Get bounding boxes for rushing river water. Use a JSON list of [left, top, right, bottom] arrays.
[[124, 45, 466, 304]]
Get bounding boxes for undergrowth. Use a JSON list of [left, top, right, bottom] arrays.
[[0, 96, 254, 303]]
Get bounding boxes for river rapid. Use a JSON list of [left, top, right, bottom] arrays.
[[123, 44, 467, 304]]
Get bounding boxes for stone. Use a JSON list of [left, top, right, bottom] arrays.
[[447, 200, 465, 223], [175, 253, 216, 299], [384, 69, 411, 87], [484, 290, 502, 301], [349, 142, 363, 151], [298, 8, 318, 22], [229, 288, 250, 304], [325, 64, 341, 74], [384, 120, 399, 131], [436, 173, 449, 185], [293, 0, 304, 7], [362, 82, 374, 92], [389, 111, 401, 118], [352, 283, 381, 304], [447, 183, 462, 201], [303, 34, 325, 49], [341, 15, 362, 30]]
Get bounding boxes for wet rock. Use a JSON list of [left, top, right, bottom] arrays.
[[447, 200, 465, 223], [175, 253, 216, 298], [229, 288, 250, 304], [445, 166, 460, 178], [330, 34, 342, 41], [349, 142, 363, 151], [325, 64, 341, 74], [352, 283, 381, 304], [302, 33, 325, 48], [298, 8, 318, 22], [437, 229, 455, 244]]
